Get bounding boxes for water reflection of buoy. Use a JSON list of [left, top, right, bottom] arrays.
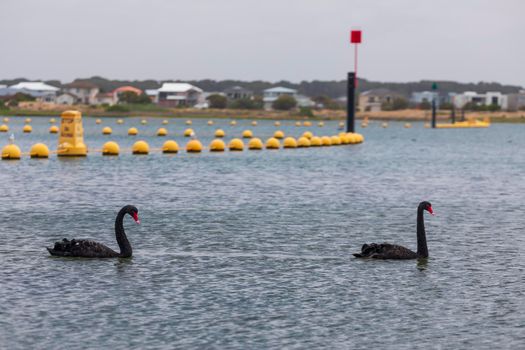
[[273, 130, 284, 139], [132, 140, 149, 154], [30, 143, 50, 158], [186, 139, 202, 153], [157, 128, 168, 136], [210, 139, 226, 152], [248, 138, 263, 150], [184, 128, 194, 137], [229, 138, 244, 151], [162, 140, 179, 153], [215, 129, 225, 138], [102, 126, 112, 135], [0, 124, 8, 132], [128, 127, 138, 135], [1, 144, 21, 160], [310, 136, 322, 147], [265, 137, 280, 149], [242, 130, 253, 138], [297, 137, 311, 147], [102, 141, 120, 156], [23, 125, 32, 133], [302, 131, 313, 139], [283, 137, 298, 148]]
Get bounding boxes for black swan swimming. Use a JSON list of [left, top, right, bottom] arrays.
[[353, 201, 434, 259], [47, 205, 140, 258]]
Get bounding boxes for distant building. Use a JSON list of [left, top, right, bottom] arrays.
[[63, 81, 99, 105], [263, 86, 298, 110], [95, 92, 117, 106], [295, 95, 315, 108], [410, 91, 439, 104], [56, 93, 78, 105], [7, 81, 60, 103], [156, 83, 204, 107], [145, 89, 159, 103], [506, 90, 525, 111], [452, 91, 508, 109], [358, 89, 403, 112], [224, 86, 253, 100]]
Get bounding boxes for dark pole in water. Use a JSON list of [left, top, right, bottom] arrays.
[[347, 72, 356, 133], [451, 104, 456, 124], [431, 82, 437, 128]]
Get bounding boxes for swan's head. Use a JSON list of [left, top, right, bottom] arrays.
[[419, 201, 434, 216], [124, 205, 140, 225]]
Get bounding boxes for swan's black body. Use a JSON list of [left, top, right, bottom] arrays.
[[353, 201, 433, 259], [47, 205, 139, 258]]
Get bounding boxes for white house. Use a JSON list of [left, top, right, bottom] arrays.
[[452, 91, 507, 109], [263, 87, 298, 110], [63, 81, 100, 105], [56, 93, 78, 105], [156, 83, 204, 107], [8, 81, 60, 103]]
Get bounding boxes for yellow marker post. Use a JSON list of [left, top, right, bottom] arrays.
[[57, 110, 87, 156]]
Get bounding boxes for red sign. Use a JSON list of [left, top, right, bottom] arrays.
[[350, 30, 362, 44]]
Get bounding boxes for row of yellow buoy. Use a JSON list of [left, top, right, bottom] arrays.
[[1, 132, 364, 159]]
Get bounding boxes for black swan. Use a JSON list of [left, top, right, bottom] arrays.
[[47, 205, 140, 258], [353, 201, 434, 259]]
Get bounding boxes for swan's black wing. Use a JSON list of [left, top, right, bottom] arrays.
[[47, 238, 119, 258], [353, 243, 417, 259]]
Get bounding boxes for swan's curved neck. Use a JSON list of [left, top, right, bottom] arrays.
[[416, 207, 428, 258], [115, 210, 132, 258]]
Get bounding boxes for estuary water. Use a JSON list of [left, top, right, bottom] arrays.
[[0, 116, 524, 349]]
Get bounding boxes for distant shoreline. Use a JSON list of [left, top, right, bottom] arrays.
[[1, 106, 524, 123]]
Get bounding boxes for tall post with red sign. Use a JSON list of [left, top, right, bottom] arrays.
[[347, 29, 362, 133]]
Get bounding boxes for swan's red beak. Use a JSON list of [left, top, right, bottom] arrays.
[[132, 212, 140, 225], [427, 206, 435, 216]]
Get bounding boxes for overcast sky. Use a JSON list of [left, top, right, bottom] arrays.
[[1, 0, 523, 86]]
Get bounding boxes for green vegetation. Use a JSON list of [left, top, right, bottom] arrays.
[[229, 97, 263, 110], [206, 94, 227, 109], [463, 102, 500, 112], [312, 95, 341, 110], [106, 105, 130, 112], [297, 107, 314, 117], [272, 95, 297, 111], [118, 91, 151, 104], [381, 97, 409, 111]]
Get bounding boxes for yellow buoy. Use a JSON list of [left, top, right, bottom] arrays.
[[162, 119, 169, 125], [23, 125, 32, 133], [346, 133, 358, 144], [340, 133, 350, 144], [157, 127, 168, 136], [331, 135, 342, 145], [242, 130, 253, 138], [102, 141, 120, 156], [25, 118, 32, 124], [49, 118, 56, 123], [215, 129, 225, 138], [184, 128, 194, 137], [49, 125, 59, 134], [310, 136, 322, 147], [0, 124, 8, 132], [3, 117, 9, 123], [274, 121, 281, 127], [382, 122, 388, 128], [163, 140, 179, 153], [297, 137, 311, 147], [273, 130, 285, 139], [338, 121, 345, 128], [207, 120, 214, 125], [251, 120, 257, 126], [283, 137, 298, 148], [186, 120, 192, 125], [404, 123, 412, 128], [141, 119, 147, 125], [102, 126, 112, 135], [95, 119, 102, 124], [209, 139, 226, 152], [295, 121, 301, 127], [228, 138, 245, 151], [128, 127, 138, 136], [355, 133, 365, 143], [321, 136, 332, 146], [248, 137, 263, 150], [303, 121, 312, 127], [318, 121, 324, 127], [230, 120, 237, 126], [132, 140, 149, 154], [186, 139, 203, 153], [30, 143, 50, 158], [1, 144, 21, 160], [117, 119, 124, 124], [57, 110, 87, 157], [302, 131, 313, 139], [265, 137, 280, 149]]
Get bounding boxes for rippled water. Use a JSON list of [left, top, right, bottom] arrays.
[[1, 116, 524, 349]]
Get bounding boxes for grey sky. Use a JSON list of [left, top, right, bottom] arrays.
[[1, 0, 524, 86]]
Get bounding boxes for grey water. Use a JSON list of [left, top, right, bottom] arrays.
[[0, 116, 524, 349]]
